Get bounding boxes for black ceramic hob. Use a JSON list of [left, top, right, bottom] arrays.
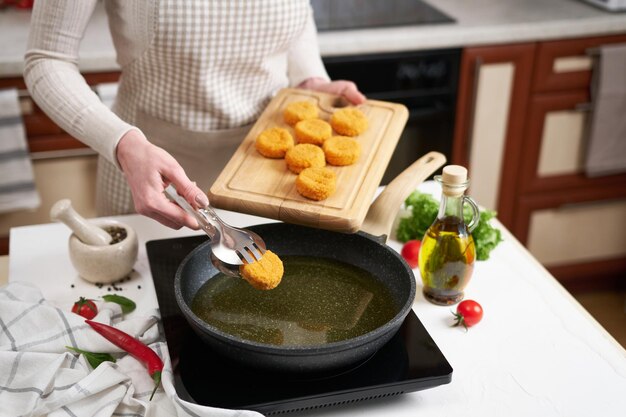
[[147, 235, 452, 415], [311, 0, 455, 31]]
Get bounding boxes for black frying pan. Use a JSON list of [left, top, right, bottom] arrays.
[[175, 152, 446, 373]]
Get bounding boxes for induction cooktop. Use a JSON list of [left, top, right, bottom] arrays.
[[311, 0, 455, 31], [147, 235, 452, 415]]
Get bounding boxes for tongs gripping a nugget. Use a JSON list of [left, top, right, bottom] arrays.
[[164, 185, 266, 268]]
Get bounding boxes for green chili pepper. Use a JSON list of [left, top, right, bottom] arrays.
[[102, 294, 136, 314], [66, 346, 116, 369]]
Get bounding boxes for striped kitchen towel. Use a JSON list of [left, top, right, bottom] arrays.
[[585, 43, 626, 177], [0, 88, 40, 213], [0, 282, 261, 417]]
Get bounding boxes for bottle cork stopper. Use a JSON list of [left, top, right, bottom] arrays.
[[440, 165, 469, 197], [442, 165, 468, 184]]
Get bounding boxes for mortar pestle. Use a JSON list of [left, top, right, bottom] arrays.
[[50, 199, 138, 283]]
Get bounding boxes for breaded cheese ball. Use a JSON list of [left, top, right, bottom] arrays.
[[296, 166, 337, 201], [283, 101, 319, 126], [323, 135, 361, 166], [239, 249, 284, 290], [294, 119, 332, 146], [285, 143, 326, 174], [255, 127, 294, 158], [330, 107, 368, 136]]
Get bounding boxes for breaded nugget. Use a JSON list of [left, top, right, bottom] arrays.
[[255, 127, 294, 158], [296, 166, 337, 201], [323, 135, 361, 166], [294, 119, 332, 146], [330, 107, 368, 136], [285, 143, 326, 174], [239, 249, 284, 290], [283, 101, 319, 126]]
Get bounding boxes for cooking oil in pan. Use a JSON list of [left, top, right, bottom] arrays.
[[190, 256, 398, 346]]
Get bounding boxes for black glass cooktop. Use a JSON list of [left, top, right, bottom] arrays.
[[147, 235, 452, 415], [311, 0, 455, 31]]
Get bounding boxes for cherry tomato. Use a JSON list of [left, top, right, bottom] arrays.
[[452, 299, 483, 330], [400, 240, 421, 269], [71, 297, 98, 319]]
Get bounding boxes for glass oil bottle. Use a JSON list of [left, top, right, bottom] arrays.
[[418, 165, 479, 305]]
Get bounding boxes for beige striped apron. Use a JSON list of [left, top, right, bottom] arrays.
[[96, 0, 309, 215]]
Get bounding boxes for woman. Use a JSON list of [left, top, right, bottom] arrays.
[[24, 0, 365, 229]]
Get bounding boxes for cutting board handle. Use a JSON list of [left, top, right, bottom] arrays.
[[360, 151, 446, 240]]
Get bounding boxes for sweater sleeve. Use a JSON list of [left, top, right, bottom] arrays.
[[23, 0, 139, 168], [286, 6, 331, 87]]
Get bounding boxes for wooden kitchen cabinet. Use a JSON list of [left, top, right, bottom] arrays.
[[453, 34, 626, 291], [0, 72, 120, 255], [452, 42, 535, 225]]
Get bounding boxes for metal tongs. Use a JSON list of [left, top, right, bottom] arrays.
[[164, 185, 266, 277]]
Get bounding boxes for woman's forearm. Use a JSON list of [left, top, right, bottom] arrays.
[[23, 0, 135, 167], [286, 6, 330, 87]]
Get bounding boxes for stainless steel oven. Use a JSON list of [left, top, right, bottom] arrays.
[[323, 48, 461, 184]]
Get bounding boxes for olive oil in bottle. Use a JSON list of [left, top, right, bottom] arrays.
[[418, 165, 479, 305]]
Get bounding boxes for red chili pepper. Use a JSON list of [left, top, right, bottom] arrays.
[[85, 320, 163, 400]]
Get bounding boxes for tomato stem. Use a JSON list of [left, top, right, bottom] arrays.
[[451, 310, 468, 332], [77, 297, 97, 313]]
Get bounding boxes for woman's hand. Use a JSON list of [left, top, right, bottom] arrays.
[[116, 129, 208, 229], [298, 77, 366, 105]]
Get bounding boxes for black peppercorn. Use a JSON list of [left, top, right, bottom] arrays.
[[103, 226, 127, 244]]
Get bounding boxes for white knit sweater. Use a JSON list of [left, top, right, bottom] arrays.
[[24, 0, 329, 214]]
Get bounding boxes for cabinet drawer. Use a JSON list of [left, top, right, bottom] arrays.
[[513, 185, 626, 246], [533, 34, 626, 93], [520, 91, 626, 194], [513, 189, 626, 289], [526, 198, 626, 267]]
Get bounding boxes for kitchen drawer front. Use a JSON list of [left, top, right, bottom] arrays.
[[532, 34, 626, 93], [514, 183, 626, 244], [526, 199, 626, 266], [514, 189, 626, 290], [520, 91, 626, 194]]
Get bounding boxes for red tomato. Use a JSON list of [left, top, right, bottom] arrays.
[[401, 240, 421, 269], [71, 297, 98, 319], [453, 299, 483, 330]]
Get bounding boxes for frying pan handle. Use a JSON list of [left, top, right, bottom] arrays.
[[360, 151, 446, 241]]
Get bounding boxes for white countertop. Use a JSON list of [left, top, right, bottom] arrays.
[[7, 184, 626, 417], [2, 0, 626, 77]]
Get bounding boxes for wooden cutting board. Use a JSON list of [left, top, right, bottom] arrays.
[[208, 88, 408, 233]]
